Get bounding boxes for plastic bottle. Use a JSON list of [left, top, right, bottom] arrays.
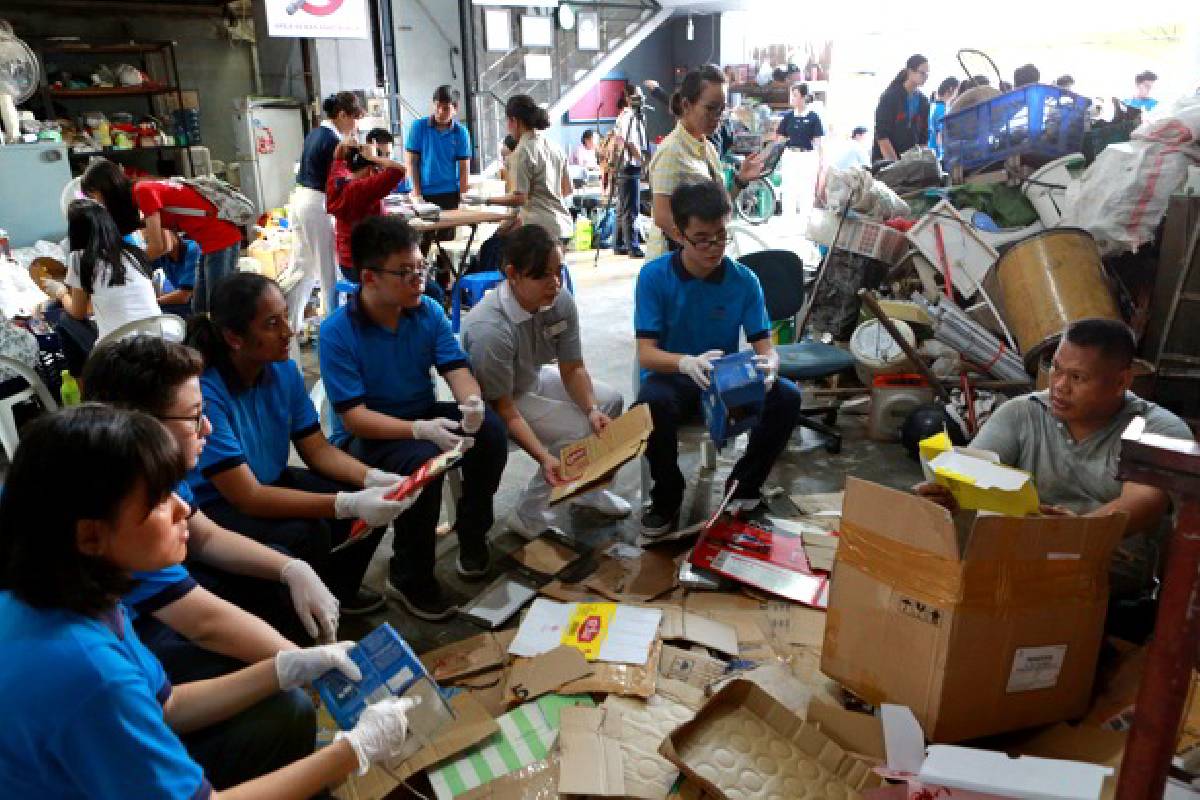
[[97, 118, 112, 149], [60, 371, 80, 407]]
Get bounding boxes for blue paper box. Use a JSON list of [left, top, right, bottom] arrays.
[[314, 623, 452, 749], [702, 350, 766, 449]]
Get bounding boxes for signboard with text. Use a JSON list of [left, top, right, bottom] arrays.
[[265, 0, 370, 39]]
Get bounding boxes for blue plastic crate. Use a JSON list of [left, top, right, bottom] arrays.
[[943, 84, 1091, 171]]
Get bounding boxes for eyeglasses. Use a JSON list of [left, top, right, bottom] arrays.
[[158, 409, 206, 433], [374, 261, 430, 284], [681, 232, 730, 250]]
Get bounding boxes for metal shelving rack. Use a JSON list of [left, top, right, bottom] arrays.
[[32, 38, 195, 176]]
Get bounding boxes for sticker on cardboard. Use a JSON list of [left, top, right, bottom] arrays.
[[1006, 645, 1068, 693]]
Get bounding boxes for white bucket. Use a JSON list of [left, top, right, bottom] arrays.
[[849, 317, 916, 385], [1023, 154, 1085, 227]]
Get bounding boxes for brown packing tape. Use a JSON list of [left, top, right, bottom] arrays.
[[837, 520, 1110, 609]]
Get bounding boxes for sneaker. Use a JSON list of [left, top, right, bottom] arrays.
[[639, 503, 680, 538], [385, 576, 458, 621], [572, 490, 633, 519], [630, 248, 646, 258], [613, 247, 630, 256], [340, 587, 386, 616], [456, 541, 491, 580], [506, 511, 566, 540]]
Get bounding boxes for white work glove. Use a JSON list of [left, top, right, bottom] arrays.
[[752, 353, 778, 391], [275, 641, 361, 691], [280, 559, 339, 643], [458, 395, 485, 435], [335, 696, 421, 775], [334, 486, 420, 527], [364, 467, 404, 489], [412, 417, 474, 453], [678, 349, 724, 390]]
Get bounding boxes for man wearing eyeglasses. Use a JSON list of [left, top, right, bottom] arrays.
[[318, 215, 508, 622], [634, 180, 803, 536]]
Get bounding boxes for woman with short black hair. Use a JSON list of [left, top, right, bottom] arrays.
[[0, 405, 417, 798]]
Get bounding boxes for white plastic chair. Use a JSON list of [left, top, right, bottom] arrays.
[[0, 356, 59, 462], [95, 314, 188, 349]]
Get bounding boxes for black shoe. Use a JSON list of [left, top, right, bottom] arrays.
[[613, 247, 630, 256], [456, 541, 490, 580], [341, 587, 386, 616], [630, 248, 646, 258], [639, 502, 680, 538], [385, 576, 458, 621]]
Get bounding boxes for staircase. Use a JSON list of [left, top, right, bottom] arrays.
[[465, 0, 669, 171]]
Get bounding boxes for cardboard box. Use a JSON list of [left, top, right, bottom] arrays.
[[929, 449, 1040, 516], [689, 515, 829, 607], [701, 351, 765, 449], [822, 478, 1126, 742], [659, 680, 883, 799], [551, 404, 652, 504], [879, 704, 1113, 799]]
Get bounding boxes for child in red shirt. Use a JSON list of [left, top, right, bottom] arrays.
[[325, 129, 407, 280]]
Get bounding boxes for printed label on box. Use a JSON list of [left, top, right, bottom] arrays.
[[896, 595, 943, 626], [1006, 644, 1068, 693], [562, 602, 616, 660]]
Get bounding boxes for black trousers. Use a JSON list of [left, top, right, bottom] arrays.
[[636, 372, 803, 511], [200, 467, 385, 604], [348, 402, 507, 585], [133, 614, 323, 794], [615, 164, 642, 251]]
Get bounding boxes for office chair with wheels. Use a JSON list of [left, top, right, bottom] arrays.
[[738, 249, 854, 453]]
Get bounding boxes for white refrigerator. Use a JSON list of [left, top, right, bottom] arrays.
[[232, 97, 306, 214]]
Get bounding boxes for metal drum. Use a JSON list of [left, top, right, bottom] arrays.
[[995, 228, 1121, 372]]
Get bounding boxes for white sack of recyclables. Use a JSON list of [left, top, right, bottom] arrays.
[[823, 166, 910, 219], [1061, 95, 1200, 257]]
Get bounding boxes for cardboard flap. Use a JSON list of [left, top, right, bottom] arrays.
[[551, 405, 652, 504], [504, 646, 593, 704], [421, 630, 515, 684], [655, 605, 740, 657], [843, 478, 962, 560], [388, 693, 500, 781], [963, 511, 1128, 565], [880, 704, 926, 774], [558, 706, 627, 797], [807, 699, 887, 762]]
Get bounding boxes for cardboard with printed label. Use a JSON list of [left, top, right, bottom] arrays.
[[550, 405, 652, 504], [821, 478, 1126, 743]]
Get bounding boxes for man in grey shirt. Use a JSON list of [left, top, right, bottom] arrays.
[[462, 224, 629, 536], [918, 319, 1193, 600]]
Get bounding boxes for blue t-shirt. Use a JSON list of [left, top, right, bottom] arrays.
[[0, 593, 210, 799], [405, 117, 472, 196], [634, 252, 771, 381], [297, 124, 341, 192], [152, 237, 200, 291], [928, 100, 947, 155], [124, 481, 197, 621], [906, 91, 922, 125], [319, 293, 469, 447], [1125, 97, 1158, 113], [776, 110, 825, 150], [188, 360, 321, 507]]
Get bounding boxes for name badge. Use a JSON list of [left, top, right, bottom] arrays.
[[544, 320, 568, 337]]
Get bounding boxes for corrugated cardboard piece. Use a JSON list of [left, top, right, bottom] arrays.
[[389, 693, 500, 782], [660, 680, 883, 799], [655, 605, 740, 657], [503, 645, 592, 704], [822, 478, 1126, 742], [558, 706, 627, 796], [551, 404, 652, 503], [421, 630, 515, 683]]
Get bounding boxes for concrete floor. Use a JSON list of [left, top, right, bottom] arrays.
[[306, 237, 926, 652]]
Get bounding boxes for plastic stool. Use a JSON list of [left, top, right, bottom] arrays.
[[334, 278, 359, 309], [451, 271, 504, 332]]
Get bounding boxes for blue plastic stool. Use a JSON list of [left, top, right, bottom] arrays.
[[451, 271, 504, 332], [334, 278, 359, 309]]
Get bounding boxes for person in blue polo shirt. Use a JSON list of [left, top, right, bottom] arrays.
[[407, 84, 472, 283], [152, 230, 200, 317], [634, 180, 803, 536], [83, 336, 342, 787], [0, 405, 418, 799], [184, 272, 419, 618], [319, 215, 507, 622]]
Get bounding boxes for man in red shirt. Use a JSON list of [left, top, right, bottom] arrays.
[[325, 128, 407, 281]]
